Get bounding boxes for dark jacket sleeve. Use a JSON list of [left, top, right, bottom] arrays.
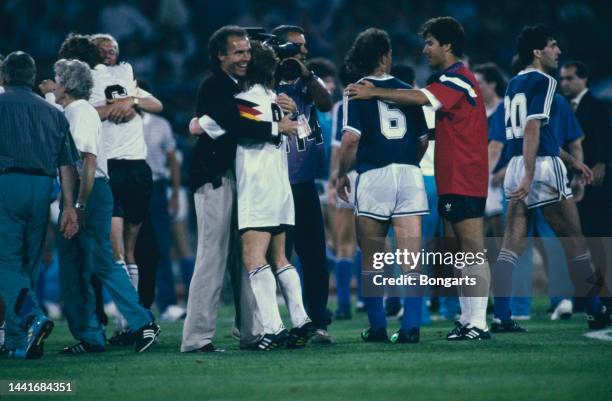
[[197, 76, 277, 142], [592, 98, 611, 165]]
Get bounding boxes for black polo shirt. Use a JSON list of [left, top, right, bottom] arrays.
[[0, 86, 79, 177], [188, 70, 278, 191]]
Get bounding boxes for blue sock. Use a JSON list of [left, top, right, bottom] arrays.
[[353, 250, 363, 302], [335, 258, 352, 312], [326, 246, 336, 272], [401, 297, 423, 331], [493, 249, 518, 322], [364, 297, 386, 330], [568, 253, 600, 315]]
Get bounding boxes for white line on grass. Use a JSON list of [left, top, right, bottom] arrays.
[[584, 329, 612, 341]]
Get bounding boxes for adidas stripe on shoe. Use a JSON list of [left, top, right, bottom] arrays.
[[134, 323, 160, 353]]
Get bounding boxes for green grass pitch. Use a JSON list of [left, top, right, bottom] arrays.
[[1, 300, 610, 401]]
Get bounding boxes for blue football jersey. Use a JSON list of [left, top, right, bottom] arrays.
[[343, 74, 427, 173], [504, 69, 559, 157], [488, 102, 510, 173], [277, 78, 324, 185]]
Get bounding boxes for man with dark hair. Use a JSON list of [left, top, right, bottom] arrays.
[[560, 60, 612, 313], [0, 51, 80, 359], [271, 23, 334, 344], [493, 25, 608, 331], [59, 33, 101, 69], [348, 17, 491, 340], [338, 28, 429, 344], [420, 16, 465, 58], [183, 25, 297, 353]]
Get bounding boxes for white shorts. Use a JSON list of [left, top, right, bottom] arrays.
[[336, 170, 357, 209], [355, 164, 428, 220], [485, 178, 504, 217], [504, 156, 572, 209]]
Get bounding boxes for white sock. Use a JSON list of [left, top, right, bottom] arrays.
[[275, 265, 311, 328], [248, 265, 284, 334], [458, 296, 471, 326], [116, 313, 129, 331], [126, 263, 139, 289], [465, 261, 490, 330]]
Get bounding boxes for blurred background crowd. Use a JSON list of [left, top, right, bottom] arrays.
[[2, 0, 611, 322], [2, 0, 611, 139]]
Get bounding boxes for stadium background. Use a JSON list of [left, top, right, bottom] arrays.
[[2, 0, 611, 139], [2, 1, 612, 400]]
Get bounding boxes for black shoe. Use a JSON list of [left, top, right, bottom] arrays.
[[460, 326, 491, 340], [286, 322, 313, 349], [587, 306, 611, 330], [256, 330, 289, 351], [133, 323, 160, 353], [446, 321, 468, 340], [390, 328, 420, 344], [108, 330, 134, 346], [334, 309, 352, 320], [192, 343, 224, 353], [491, 319, 527, 333], [60, 341, 105, 355], [361, 327, 388, 343]]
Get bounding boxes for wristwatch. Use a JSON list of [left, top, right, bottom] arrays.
[[133, 97, 140, 107], [75, 202, 86, 211]]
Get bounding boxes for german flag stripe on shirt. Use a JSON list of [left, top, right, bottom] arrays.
[[237, 98, 262, 121]]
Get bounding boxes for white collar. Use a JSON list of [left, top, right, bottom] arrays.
[[225, 72, 238, 85], [361, 73, 393, 81], [64, 99, 87, 111], [572, 88, 588, 107]]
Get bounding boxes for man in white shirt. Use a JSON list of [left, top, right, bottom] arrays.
[[53, 59, 159, 354]]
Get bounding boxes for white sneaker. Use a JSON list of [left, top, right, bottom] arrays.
[[551, 299, 573, 320], [160, 305, 186, 322]]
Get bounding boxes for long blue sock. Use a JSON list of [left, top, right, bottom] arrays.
[[401, 272, 425, 331], [493, 249, 518, 322], [401, 297, 423, 331], [568, 253, 600, 315], [353, 250, 363, 302], [335, 258, 353, 312], [364, 297, 386, 330]]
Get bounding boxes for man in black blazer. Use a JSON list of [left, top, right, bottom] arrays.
[[182, 25, 297, 353], [560, 60, 612, 312]]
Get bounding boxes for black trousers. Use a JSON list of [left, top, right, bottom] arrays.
[[577, 200, 612, 306], [135, 214, 160, 309], [285, 181, 331, 329]]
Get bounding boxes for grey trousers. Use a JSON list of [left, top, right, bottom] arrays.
[[181, 172, 262, 352]]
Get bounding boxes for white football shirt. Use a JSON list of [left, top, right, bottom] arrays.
[[89, 62, 147, 160]]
